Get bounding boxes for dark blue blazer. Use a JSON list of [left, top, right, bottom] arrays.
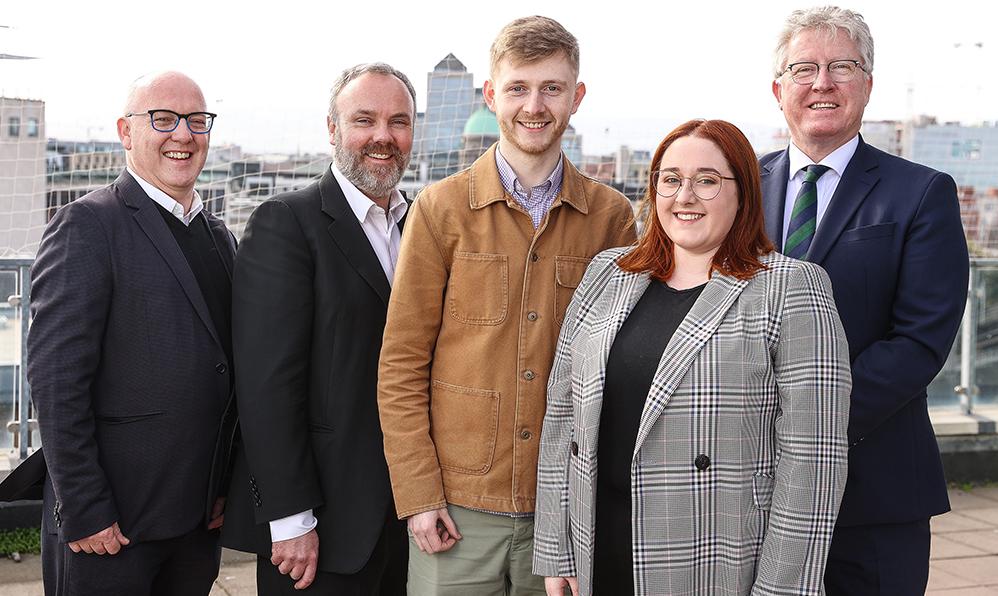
[[760, 138, 969, 526], [27, 171, 237, 544]]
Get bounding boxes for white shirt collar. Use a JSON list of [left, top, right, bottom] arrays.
[[330, 163, 407, 223], [787, 134, 860, 181], [126, 167, 204, 226]]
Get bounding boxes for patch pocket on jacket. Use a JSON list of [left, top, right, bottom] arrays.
[[554, 256, 591, 326], [838, 222, 895, 243], [430, 380, 499, 475], [752, 473, 775, 510], [447, 252, 508, 325]]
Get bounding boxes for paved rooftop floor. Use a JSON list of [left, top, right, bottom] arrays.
[[1, 485, 996, 595]]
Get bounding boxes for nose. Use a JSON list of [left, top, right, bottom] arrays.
[[675, 180, 698, 204], [811, 65, 835, 91], [523, 90, 544, 115], [371, 121, 393, 143], [170, 118, 194, 142]]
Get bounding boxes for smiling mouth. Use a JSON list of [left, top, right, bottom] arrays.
[[519, 121, 549, 130], [675, 212, 704, 221], [164, 151, 191, 160], [809, 102, 839, 110]]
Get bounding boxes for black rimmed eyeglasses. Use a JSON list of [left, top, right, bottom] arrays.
[[124, 109, 217, 134], [783, 60, 867, 85]]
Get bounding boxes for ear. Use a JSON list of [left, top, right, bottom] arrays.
[[327, 115, 337, 146], [483, 79, 496, 112], [863, 73, 873, 106], [772, 79, 783, 111], [117, 117, 132, 150], [570, 82, 586, 115]]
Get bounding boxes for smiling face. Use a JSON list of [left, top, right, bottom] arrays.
[[773, 27, 872, 162], [117, 72, 209, 204], [329, 72, 414, 206], [655, 136, 739, 263], [483, 52, 585, 164]]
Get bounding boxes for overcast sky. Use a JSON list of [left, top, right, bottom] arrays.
[[1, 0, 994, 155]]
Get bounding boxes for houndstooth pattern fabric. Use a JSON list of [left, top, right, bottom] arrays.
[[533, 248, 850, 595]]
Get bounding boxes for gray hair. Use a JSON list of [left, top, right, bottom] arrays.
[[773, 6, 874, 79], [327, 62, 417, 122]]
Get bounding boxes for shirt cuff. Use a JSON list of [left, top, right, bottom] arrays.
[[269, 510, 317, 542]]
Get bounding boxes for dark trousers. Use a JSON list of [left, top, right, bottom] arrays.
[[42, 525, 220, 596], [824, 519, 931, 595], [257, 512, 407, 595]]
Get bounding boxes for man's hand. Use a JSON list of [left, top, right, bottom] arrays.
[[207, 497, 225, 530], [67, 522, 130, 555], [407, 507, 461, 554], [271, 529, 319, 590], [545, 576, 579, 596]]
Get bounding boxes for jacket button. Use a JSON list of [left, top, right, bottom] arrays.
[[531, 253, 539, 262], [215, 363, 227, 374], [695, 454, 710, 471], [571, 441, 579, 456], [523, 370, 535, 381], [520, 429, 532, 440], [526, 311, 538, 321]]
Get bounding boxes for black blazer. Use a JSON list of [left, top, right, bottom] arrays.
[[26, 171, 236, 543], [761, 138, 969, 526], [221, 169, 403, 574]]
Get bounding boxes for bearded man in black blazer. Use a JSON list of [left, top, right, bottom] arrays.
[[220, 63, 414, 594], [28, 71, 235, 595]]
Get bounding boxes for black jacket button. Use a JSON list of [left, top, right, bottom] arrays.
[[216, 363, 227, 374], [571, 441, 579, 456], [695, 454, 710, 471]]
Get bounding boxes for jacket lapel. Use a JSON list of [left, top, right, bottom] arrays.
[[760, 149, 791, 251], [319, 169, 392, 305], [205, 215, 236, 279], [806, 138, 880, 264], [118, 172, 222, 348], [633, 273, 749, 453]]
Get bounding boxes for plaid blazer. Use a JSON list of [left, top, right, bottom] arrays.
[[533, 248, 850, 596]]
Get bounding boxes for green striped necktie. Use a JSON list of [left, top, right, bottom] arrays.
[[784, 164, 830, 259]]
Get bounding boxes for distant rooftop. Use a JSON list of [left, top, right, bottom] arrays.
[[434, 53, 467, 73]]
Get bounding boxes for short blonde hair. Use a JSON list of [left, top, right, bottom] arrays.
[[774, 6, 874, 78], [490, 16, 579, 79]]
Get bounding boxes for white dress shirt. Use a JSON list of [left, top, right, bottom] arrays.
[[126, 167, 204, 226], [781, 135, 859, 247], [268, 163, 408, 543]]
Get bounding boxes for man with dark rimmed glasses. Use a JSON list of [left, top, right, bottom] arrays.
[[28, 70, 236, 595]]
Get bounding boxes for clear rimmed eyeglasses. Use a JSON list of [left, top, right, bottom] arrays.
[[783, 60, 867, 85], [124, 109, 217, 134], [651, 170, 736, 201]]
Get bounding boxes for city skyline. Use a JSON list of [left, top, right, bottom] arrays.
[[1, 0, 993, 156]]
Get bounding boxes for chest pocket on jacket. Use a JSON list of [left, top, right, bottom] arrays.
[[554, 256, 591, 326], [448, 252, 508, 325]]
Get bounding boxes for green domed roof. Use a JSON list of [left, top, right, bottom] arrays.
[[463, 107, 499, 136]]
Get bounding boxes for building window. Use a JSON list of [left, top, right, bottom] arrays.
[[8, 117, 20, 137], [26, 118, 39, 138]]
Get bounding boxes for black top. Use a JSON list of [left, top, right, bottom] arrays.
[[155, 204, 233, 366], [592, 280, 705, 595]]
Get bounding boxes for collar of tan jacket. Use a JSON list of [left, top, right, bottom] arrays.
[[467, 143, 590, 215]]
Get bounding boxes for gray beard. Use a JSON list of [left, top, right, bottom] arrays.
[[333, 135, 409, 200]]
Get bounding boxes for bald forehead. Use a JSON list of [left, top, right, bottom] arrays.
[[125, 72, 206, 113]]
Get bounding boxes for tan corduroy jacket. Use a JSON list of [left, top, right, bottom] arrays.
[[378, 145, 636, 518]]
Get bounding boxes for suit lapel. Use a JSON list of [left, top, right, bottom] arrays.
[[205, 215, 236, 279], [633, 273, 749, 454], [807, 139, 880, 264], [118, 172, 222, 348], [761, 149, 791, 251], [319, 169, 392, 305]]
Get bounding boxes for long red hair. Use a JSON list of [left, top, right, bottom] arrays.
[[617, 119, 774, 281]]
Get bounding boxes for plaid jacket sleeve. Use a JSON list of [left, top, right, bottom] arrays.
[[752, 262, 851, 595]]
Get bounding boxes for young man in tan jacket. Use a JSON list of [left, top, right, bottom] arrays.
[[378, 15, 636, 595]]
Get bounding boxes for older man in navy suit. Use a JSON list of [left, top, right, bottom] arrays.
[[28, 71, 235, 595], [760, 7, 969, 595]]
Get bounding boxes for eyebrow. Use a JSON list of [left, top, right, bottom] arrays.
[[658, 167, 725, 175], [349, 109, 411, 120], [506, 79, 569, 87]]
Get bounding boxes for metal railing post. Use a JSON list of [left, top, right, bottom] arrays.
[[957, 263, 979, 415], [18, 262, 31, 460]]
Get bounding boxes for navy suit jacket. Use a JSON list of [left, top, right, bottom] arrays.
[[760, 138, 969, 526], [27, 171, 237, 544]]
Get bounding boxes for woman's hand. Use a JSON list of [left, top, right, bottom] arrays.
[[545, 576, 579, 595]]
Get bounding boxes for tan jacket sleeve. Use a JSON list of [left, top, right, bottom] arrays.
[[377, 195, 449, 518]]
